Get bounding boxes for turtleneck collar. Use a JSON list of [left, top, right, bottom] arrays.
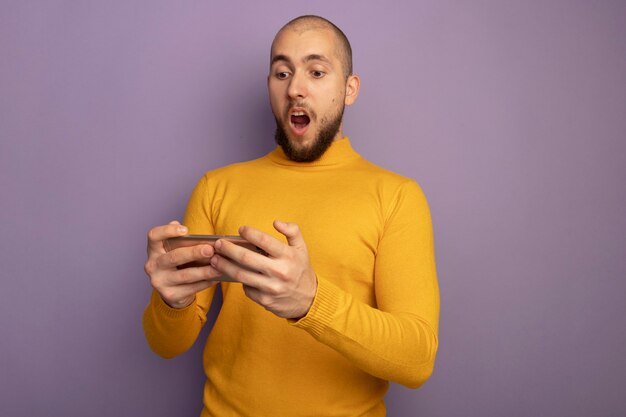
[[266, 137, 361, 167]]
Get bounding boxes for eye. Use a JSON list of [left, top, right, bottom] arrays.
[[276, 71, 291, 80], [311, 70, 325, 78]]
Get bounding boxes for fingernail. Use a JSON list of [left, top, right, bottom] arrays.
[[214, 240, 222, 249], [178, 226, 188, 234]]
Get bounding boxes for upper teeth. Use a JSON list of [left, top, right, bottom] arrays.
[[292, 111, 306, 116]]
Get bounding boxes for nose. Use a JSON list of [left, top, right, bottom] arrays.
[[287, 71, 307, 99]]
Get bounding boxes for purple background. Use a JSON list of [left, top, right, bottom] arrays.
[[1, 1, 625, 416]]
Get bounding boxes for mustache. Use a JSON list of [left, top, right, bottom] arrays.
[[284, 101, 317, 121]]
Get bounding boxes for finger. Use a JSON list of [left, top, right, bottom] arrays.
[[162, 280, 218, 309], [169, 264, 223, 286], [177, 277, 218, 294], [156, 244, 214, 270], [238, 225, 286, 258], [210, 254, 264, 288], [214, 239, 269, 273], [242, 284, 264, 306], [153, 266, 222, 298], [273, 220, 306, 249], [147, 221, 188, 253]]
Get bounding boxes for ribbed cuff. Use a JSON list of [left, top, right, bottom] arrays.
[[290, 277, 340, 338], [152, 290, 197, 320]]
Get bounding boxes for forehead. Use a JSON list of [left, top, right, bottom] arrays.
[[270, 27, 339, 64]]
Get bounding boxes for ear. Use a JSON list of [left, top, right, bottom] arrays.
[[344, 74, 360, 106]]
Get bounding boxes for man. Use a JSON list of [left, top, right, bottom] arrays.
[[143, 15, 439, 417]]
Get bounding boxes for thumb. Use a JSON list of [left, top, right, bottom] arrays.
[[273, 220, 306, 248]]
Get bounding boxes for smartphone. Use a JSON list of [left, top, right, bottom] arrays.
[[164, 234, 265, 253], [164, 235, 266, 268]]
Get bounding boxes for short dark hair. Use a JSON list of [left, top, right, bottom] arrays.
[[276, 15, 353, 79]]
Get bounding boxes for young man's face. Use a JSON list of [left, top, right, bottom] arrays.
[[268, 27, 359, 162]]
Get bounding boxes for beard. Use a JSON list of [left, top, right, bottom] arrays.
[[274, 103, 345, 163]]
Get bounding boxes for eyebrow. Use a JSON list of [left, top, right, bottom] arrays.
[[271, 54, 333, 67]]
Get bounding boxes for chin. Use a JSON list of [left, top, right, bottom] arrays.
[[288, 134, 315, 148], [274, 113, 340, 163]]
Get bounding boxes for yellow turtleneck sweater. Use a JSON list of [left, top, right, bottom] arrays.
[[143, 138, 439, 417]]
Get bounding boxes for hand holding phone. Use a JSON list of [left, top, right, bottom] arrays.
[[164, 234, 262, 252], [145, 222, 224, 309], [164, 235, 266, 268]]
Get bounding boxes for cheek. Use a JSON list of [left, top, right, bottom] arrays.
[[268, 82, 283, 100]]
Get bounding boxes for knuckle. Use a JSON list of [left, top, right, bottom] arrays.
[[178, 267, 197, 283], [147, 227, 159, 242], [167, 250, 180, 266], [204, 267, 219, 279], [257, 293, 271, 307], [267, 282, 284, 296], [258, 234, 271, 248], [161, 288, 176, 302], [239, 250, 252, 265], [275, 264, 291, 280], [144, 259, 156, 275], [177, 268, 188, 282], [151, 277, 164, 291], [234, 269, 248, 282], [195, 244, 208, 257]]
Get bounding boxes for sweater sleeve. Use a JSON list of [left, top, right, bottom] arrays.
[[142, 175, 218, 358], [291, 180, 440, 388]]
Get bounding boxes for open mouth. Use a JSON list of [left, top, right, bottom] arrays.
[[289, 109, 311, 134]]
